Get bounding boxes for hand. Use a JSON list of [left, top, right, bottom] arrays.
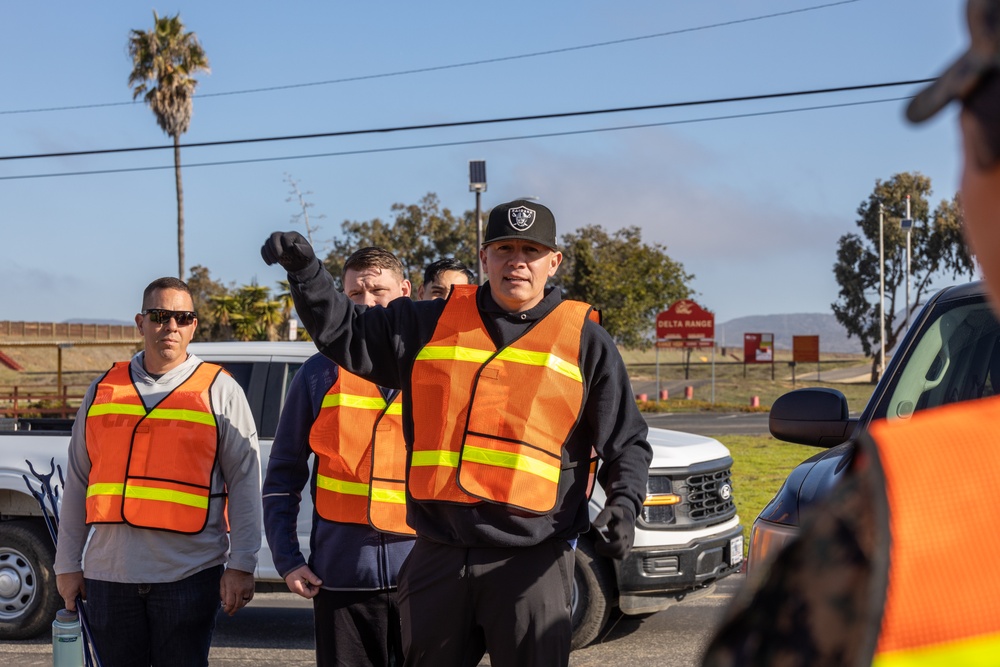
[[220, 568, 255, 616], [261, 231, 316, 272], [56, 572, 85, 611], [284, 565, 323, 600], [592, 504, 636, 560]]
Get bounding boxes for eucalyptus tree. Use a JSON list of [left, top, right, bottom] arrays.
[[832, 172, 974, 380]]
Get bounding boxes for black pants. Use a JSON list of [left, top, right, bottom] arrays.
[[312, 588, 403, 667], [84, 565, 223, 667], [398, 538, 574, 667]]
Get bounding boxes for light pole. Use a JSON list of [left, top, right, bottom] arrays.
[[469, 160, 487, 284], [901, 194, 913, 329], [879, 202, 886, 380]]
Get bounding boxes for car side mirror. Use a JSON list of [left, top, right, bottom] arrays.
[[769, 387, 852, 448]]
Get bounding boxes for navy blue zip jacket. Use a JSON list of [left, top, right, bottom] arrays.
[[262, 352, 414, 590]]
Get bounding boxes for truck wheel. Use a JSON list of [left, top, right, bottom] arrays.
[[0, 520, 60, 639], [571, 538, 615, 650]]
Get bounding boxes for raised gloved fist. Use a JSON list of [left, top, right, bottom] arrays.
[[592, 504, 636, 560], [261, 231, 316, 273]]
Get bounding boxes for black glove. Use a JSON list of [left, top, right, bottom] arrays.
[[592, 504, 636, 560], [261, 231, 316, 273]]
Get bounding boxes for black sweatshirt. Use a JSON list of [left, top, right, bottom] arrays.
[[288, 259, 652, 548]]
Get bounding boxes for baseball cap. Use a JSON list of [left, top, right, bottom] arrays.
[[483, 200, 557, 250], [908, 0, 1000, 123]]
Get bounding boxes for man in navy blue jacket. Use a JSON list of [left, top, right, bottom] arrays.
[[263, 247, 415, 666]]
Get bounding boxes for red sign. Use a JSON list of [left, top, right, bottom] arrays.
[[744, 333, 774, 364], [793, 335, 820, 363], [657, 300, 714, 340]]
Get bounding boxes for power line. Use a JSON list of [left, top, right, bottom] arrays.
[[0, 95, 914, 182], [0, 1, 860, 116], [0, 79, 933, 163]]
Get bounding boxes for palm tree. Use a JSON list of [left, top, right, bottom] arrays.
[[127, 11, 210, 280], [209, 294, 240, 341]]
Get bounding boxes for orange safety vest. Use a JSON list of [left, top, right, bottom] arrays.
[[867, 396, 1000, 666], [84, 361, 222, 534], [309, 369, 413, 535], [410, 284, 593, 513]]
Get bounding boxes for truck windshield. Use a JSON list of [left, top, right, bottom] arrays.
[[876, 296, 1000, 422]]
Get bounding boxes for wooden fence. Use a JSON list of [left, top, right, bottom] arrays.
[[0, 321, 139, 341], [0, 385, 87, 419]]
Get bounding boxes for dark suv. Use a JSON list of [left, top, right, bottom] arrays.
[[749, 281, 995, 571]]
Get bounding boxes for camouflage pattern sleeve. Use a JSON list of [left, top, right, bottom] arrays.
[[701, 435, 889, 667]]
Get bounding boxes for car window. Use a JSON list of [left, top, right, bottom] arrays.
[[217, 362, 254, 395], [877, 297, 1000, 421], [260, 361, 304, 439]]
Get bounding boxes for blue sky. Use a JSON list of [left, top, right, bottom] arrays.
[[1, 0, 971, 325]]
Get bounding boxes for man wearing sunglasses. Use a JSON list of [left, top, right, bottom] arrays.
[[54, 276, 262, 667]]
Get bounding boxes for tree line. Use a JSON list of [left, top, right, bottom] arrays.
[[189, 192, 694, 347], [189, 173, 976, 358]]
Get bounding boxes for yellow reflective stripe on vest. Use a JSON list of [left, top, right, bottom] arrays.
[[320, 393, 389, 411], [124, 485, 208, 509], [416, 345, 582, 382], [874, 631, 1000, 667], [414, 345, 494, 364], [86, 482, 125, 498], [146, 408, 216, 427], [462, 445, 561, 483], [315, 473, 370, 497], [494, 348, 582, 382], [87, 403, 147, 418], [371, 488, 407, 504], [411, 450, 460, 468]]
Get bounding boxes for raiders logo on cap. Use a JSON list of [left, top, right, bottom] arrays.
[[508, 206, 536, 231]]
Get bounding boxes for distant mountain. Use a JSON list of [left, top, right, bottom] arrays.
[[716, 313, 864, 354]]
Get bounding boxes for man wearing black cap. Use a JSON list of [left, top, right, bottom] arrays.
[[261, 199, 652, 667], [701, 2, 1000, 665]]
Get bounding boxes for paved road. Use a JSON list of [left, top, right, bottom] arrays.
[[2, 577, 744, 666], [644, 410, 770, 437]]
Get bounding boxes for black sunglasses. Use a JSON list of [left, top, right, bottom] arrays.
[[142, 309, 197, 327]]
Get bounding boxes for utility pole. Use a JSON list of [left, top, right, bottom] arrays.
[[902, 195, 913, 329], [879, 202, 886, 380]]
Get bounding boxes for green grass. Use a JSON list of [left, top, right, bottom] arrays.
[[714, 434, 820, 555]]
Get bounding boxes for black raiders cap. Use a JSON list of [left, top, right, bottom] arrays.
[[482, 200, 557, 250]]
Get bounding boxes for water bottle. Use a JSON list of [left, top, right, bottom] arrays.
[[52, 608, 84, 667]]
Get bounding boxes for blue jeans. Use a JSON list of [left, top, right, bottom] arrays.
[[84, 565, 223, 667]]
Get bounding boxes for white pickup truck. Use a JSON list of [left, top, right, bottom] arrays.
[[0, 341, 742, 648]]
